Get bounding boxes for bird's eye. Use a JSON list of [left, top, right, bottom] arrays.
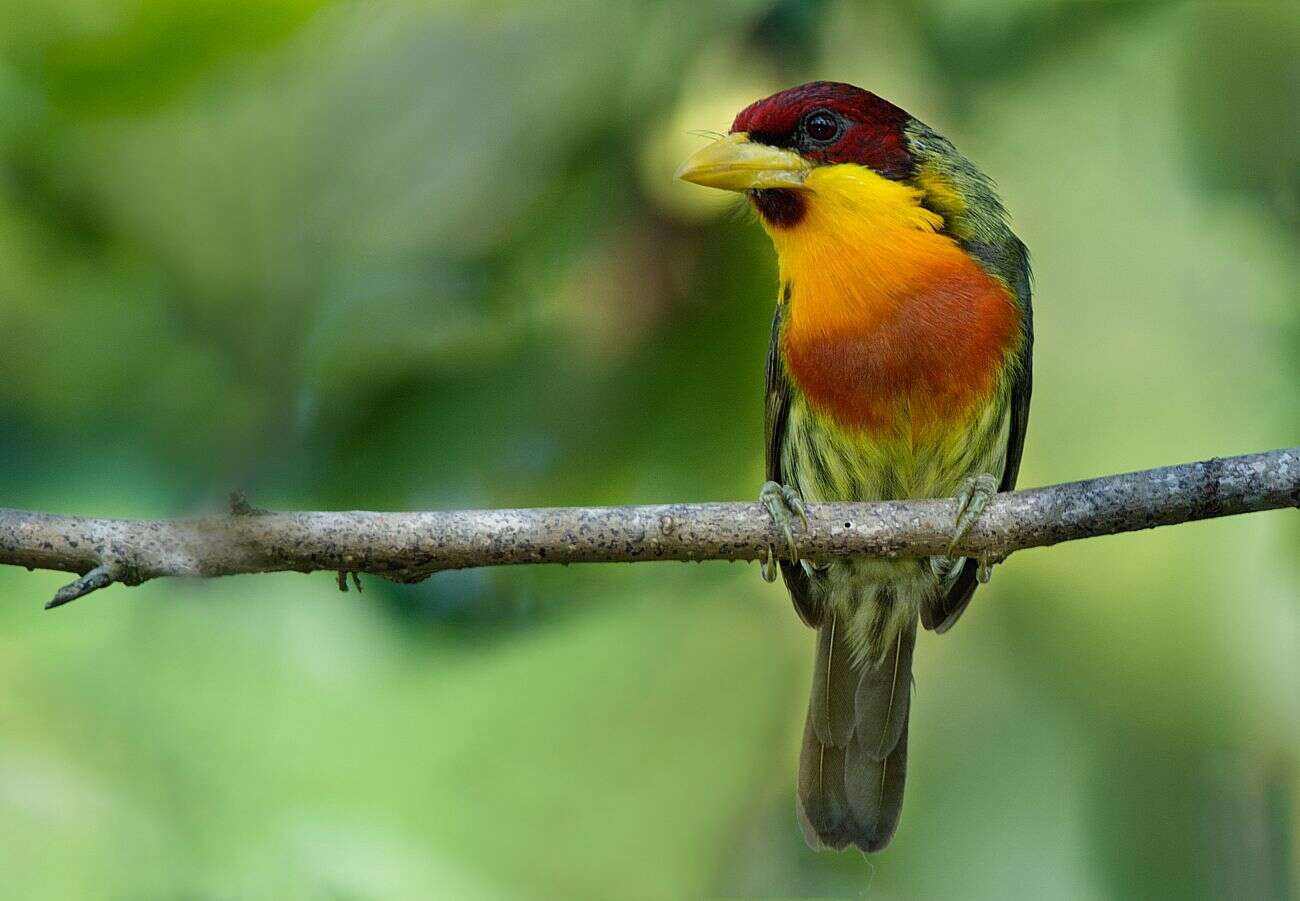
[[801, 110, 840, 143]]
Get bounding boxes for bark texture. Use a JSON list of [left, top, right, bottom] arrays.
[[1, 448, 1295, 608]]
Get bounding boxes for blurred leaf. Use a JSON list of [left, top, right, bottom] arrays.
[[36, 0, 331, 114], [1180, 2, 1300, 221]]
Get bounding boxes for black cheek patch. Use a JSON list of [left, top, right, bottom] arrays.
[[745, 129, 797, 150], [750, 189, 806, 228]]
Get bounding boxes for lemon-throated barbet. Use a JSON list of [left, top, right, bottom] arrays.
[[677, 82, 1032, 853]]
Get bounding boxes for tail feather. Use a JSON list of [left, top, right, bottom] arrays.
[[809, 612, 857, 747], [855, 625, 915, 761], [798, 611, 916, 853], [843, 721, 909, 851], [796, 723, 854, 848]]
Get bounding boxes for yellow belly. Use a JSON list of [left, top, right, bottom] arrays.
[[780, 387, 1010, 505]]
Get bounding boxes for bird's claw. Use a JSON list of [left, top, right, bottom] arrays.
[[939, 473, 1000, 581], [760, 480, 809, 581], [949, 473, 999, 552]]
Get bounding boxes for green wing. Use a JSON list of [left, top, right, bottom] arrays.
[[765, 300, 822, 628]]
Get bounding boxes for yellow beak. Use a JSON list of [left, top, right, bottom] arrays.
[[675, 132, 809, 192]]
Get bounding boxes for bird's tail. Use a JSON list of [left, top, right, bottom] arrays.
[[796, 600, 916, 853]]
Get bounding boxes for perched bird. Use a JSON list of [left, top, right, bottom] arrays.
[[677, 82, 1032, 853]]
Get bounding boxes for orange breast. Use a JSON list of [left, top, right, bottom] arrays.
[[763, 163, 1023, 438], [782, 255, 1021, 435]]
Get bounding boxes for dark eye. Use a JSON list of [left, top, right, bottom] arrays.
[[801, 110, 840, 143]]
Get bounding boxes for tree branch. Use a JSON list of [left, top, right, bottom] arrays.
[[2, 448, 1296, 610]]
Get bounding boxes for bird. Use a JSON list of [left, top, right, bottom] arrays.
[[676, 82, 1032, 853]]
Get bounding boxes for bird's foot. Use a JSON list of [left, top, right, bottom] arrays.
[[759, 480, 809, 583], [939, 473, 1000, 583], [950, 473, 999, 548]]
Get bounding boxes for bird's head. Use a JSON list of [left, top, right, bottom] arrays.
[[676, 81, 931, 230]]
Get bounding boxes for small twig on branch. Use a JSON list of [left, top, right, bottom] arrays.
[[46, 563, 126, 610], [1, 448, 1296, 610]]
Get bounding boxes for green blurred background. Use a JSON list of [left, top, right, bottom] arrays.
[[1, 1, 1297, 898]]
